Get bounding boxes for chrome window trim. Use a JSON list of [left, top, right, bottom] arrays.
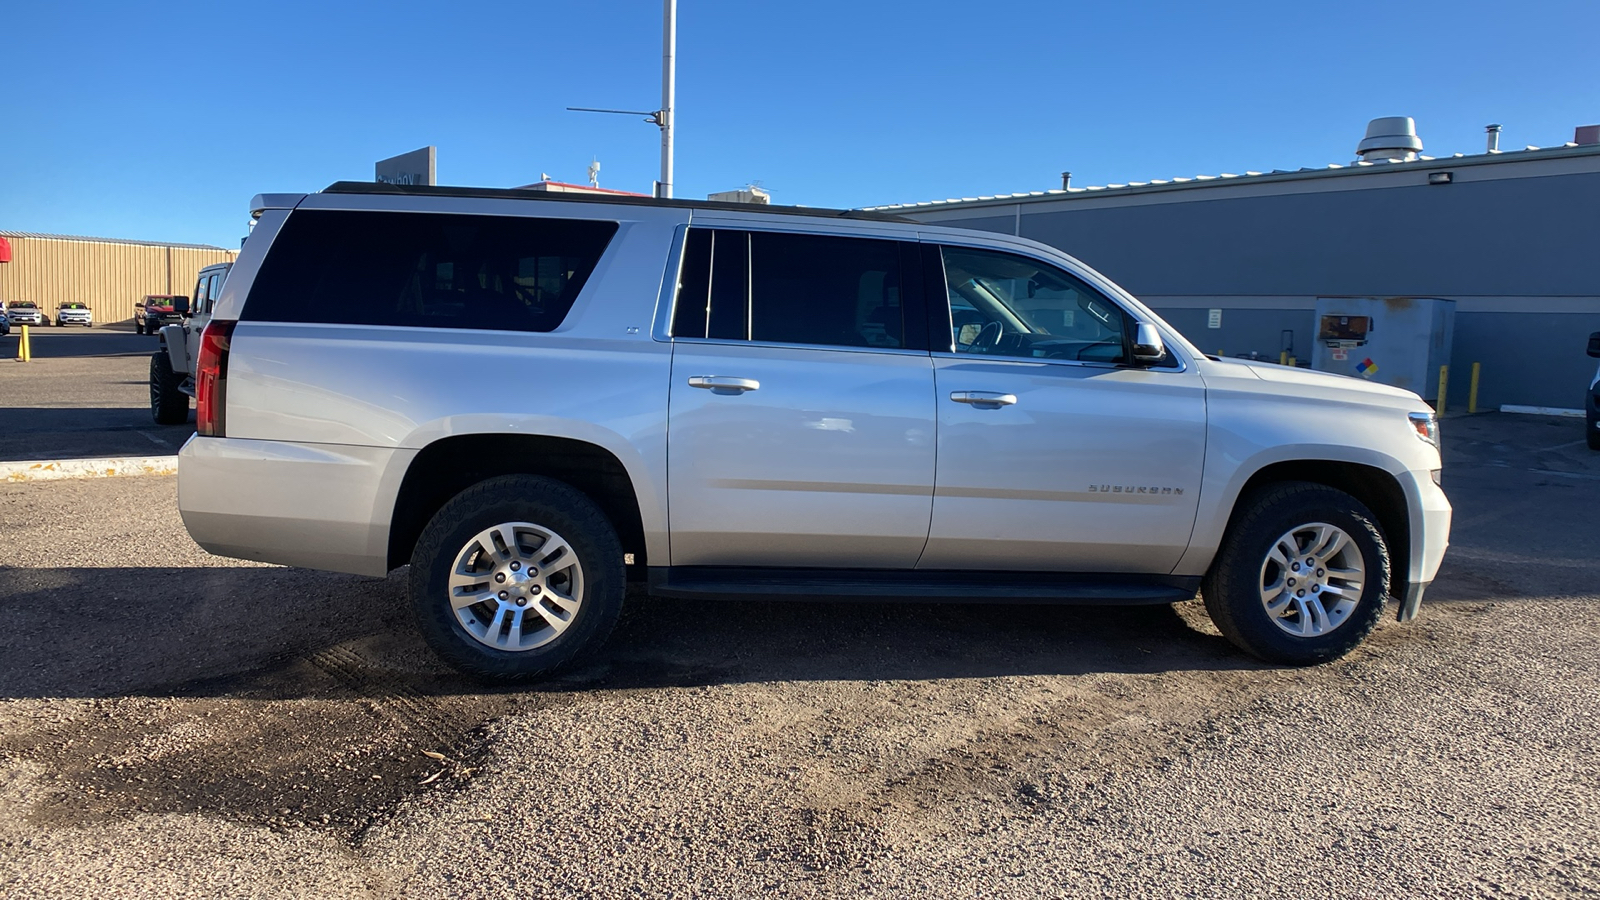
[[929, 350, 1187, 374], [669, 335, 932, 358]]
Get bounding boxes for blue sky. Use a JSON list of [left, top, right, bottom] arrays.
[[4, 0, 1598, 247]]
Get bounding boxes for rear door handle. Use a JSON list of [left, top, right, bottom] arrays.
[[688, 375, 760, 395], [949, 390, 1017, 409]]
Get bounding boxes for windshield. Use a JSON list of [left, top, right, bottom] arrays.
[[11, 302, 36, 309], [60, 303, 86, 309]]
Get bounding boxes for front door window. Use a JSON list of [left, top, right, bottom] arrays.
[[942, 246, 1129, 365]]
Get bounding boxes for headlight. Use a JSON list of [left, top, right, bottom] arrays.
[[1408, 411, 1439, 449]]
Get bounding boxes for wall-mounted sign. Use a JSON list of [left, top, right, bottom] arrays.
[[1207, 308, 1222, 329], [375, 147, 437, 186]]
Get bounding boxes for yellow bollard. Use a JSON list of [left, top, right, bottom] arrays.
[[1436, 364, 1449, 413], [1279, 350, 1288, 365], [1468, 362, 1481, 414], [16, 325, 30, 362], [1287, 354, 1297, 368]]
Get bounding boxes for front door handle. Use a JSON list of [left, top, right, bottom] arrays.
[[949, 390, 1018, 409], [688, 375, 760, 395]]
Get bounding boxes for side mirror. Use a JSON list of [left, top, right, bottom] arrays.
[[1588, 331, 1600, 358], [1132, 322, 1166, 363], [174, 296, 190, 316]]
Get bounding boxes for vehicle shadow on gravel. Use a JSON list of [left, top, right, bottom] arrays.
[[0, 564, 1256, 703]]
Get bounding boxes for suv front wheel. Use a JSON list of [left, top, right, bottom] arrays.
[[409, 475, 626, 681], [1203, 482, 1389, 665]]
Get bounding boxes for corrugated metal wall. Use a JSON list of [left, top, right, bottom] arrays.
[[0, 233, 236, 322]]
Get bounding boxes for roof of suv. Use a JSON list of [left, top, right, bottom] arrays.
[[322, 181, 916, 224]]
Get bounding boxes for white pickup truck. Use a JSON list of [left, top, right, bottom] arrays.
[[175, 183, 1451, 681]]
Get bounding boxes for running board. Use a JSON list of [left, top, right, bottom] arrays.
[[647, 567, 1199, 605]]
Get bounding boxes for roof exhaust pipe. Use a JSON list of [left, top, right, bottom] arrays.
[[1486, 124, 1502, 152], [1060, 171, 1072, 190], [1356, 116, 1423, 162]]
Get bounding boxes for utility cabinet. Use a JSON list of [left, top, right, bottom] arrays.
[[1310, 297, 1455, 400]]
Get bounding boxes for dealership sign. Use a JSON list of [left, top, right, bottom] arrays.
[[376, 147, 437, 186]]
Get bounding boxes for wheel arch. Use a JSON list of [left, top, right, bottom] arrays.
[[1213, 459, 1411, 594], [386, 433, 650, 578]]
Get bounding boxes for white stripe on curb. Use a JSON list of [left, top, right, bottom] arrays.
[[1499, 405, 1585, 418], [1, 456, 178, 483]]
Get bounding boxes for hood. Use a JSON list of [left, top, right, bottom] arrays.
[[1202, 356, 1427, 411]]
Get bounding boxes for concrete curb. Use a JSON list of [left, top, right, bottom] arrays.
[[1500, 404, 1584, 418], [1, 456, 178, 483]]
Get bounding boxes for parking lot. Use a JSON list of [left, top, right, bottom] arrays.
[[0, 359, 1595, 898], [1, 332, 193, 462]]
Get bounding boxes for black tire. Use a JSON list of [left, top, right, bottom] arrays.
[[149, 351, 188, 425], [409, 474, 626, 681], [1587, 414, 1600, 451], [1202, 481, 1390, 665]]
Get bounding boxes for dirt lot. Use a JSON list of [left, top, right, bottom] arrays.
[[0, 413, 1595, 898]]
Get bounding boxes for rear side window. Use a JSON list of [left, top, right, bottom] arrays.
[[670, 228, 906, 350], [243, 210, 617, 332]]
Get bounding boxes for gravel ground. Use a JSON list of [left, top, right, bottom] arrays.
[[0, 413, 1595, 898]]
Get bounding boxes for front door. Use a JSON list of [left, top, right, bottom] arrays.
[[666, 227, 936, 568], [919, 244, 1207, 573]]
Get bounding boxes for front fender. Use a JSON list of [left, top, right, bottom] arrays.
[[157, 324, 189, 373]]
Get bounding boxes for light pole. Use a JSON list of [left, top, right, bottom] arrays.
[[568, 0, 677, 198]]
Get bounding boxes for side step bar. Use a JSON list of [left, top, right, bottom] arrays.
[[647, 567, 1200, 605]]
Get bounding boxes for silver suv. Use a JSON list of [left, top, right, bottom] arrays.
[[177, 183, 1452, 680]]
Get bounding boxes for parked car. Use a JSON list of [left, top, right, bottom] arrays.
[[1587, 331, 1600, 451], [176, 183, 1452, 681], [134, 295, 185, 335], [150, 262, 231, 424], [54, 301, 93, 327], [5, 301, 46, 326]]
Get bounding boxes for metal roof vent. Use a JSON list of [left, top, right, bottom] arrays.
[[1356, 116, 1423, 161]]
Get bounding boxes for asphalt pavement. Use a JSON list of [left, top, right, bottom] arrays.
[[0, 412, 1594, 898], [0, 333, 193, 461]]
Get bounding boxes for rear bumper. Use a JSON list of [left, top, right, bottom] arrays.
[[178, 436, 413, 577]]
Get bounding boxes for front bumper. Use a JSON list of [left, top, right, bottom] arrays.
[[1398, 467, 1451, 621]]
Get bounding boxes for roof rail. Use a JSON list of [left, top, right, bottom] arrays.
[[320, 181, 915, 223]]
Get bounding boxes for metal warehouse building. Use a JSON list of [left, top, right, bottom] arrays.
[[876, 123, 1600, 411], [0, 231, 237, 323]]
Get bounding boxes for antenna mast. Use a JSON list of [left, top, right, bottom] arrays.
[[566, 1, 676, 197], [659, 0, 676, 198]]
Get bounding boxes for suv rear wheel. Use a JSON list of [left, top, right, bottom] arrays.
[[1203, 481, 1389, 665], [409, 474, 625, 681]]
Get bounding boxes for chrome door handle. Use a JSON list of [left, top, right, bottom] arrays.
[[688, 375, 760, 395], [950, 390, 1017, 408]]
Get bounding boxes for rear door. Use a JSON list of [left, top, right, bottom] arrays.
[[919, 242, 1207, 573], [666, 227, 937, 568]]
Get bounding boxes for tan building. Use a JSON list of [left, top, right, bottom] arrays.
[[0, 231, 237, 323]]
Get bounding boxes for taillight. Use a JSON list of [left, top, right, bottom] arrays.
[[196, 320, 237, 437]]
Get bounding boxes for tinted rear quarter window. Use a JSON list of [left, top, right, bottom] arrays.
[[244, 210, 617, 332]]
